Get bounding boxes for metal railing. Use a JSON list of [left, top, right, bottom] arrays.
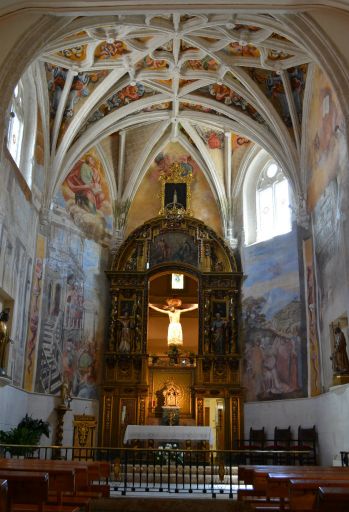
[[0, 443, 316, 498]]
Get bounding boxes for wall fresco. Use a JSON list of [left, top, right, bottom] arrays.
[[242, 228, 307, 401], [55, 149, 113, 243], [303, 237, 321, 396], [24, 235, 45, 391], [33, 223, 108, 399], [125, 142, 222, 236], [306, 65, 346, 211]]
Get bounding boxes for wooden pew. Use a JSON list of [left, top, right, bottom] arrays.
[[0, 462, 91, 511], [0, 479, 7, 512], [289, 478, 349, 511], [317, 486, 349, 511], [238, 465, 349, 511], [0, 469, 80, 512]]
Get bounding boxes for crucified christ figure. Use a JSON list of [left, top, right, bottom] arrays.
[[149, 298, 198, 346]]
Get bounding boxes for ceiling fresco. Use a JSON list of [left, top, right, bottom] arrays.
[[36, 12, 314, 233]]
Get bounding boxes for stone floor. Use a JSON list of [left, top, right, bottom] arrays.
[[91, 497, 252, 512]]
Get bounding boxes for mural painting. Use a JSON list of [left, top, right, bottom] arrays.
[[150, 232, 198, 267], [56, 150, 113, 243], [57, 45, 87, 61], [94, 40, 129, 60], [196, 125, 224, 149], [306, 65, 347, 211], [248, 66, 306, 128], [34, 225, 107, 399], [242, 229, 307, 401], [24, 235, 45, 391], [306, 65, 349, 387], [303, 238, 321, 396], [125, 142, 222, 236], [83, 82, 150, 132]]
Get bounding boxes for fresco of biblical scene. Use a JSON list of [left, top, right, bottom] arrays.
[[46, 64, 68, 121], [150, 232, 198, 267], [56, 150, 113, 243], [56, 45, 87, 61], [94, 40, 129, 60], [125, 142, 222, 236], [242, 228, 306, 401], [46, 65, 108, 121], [180, 102, 215, 114], [201, 83, 265, 124], [196, 125, 224, 149], [223, 42, 260, 58], [231, 132, 252, 180], [183, 56, 219, 71], [248, 66, 306, 128], [81, 82, 152, 134], [33, 227, 107, 399], [135, 56, 169, 71], [306, 65, 346, 211]]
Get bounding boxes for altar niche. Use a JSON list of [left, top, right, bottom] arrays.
[[147, 272, 199, 356], [103, 215, 244, 450]]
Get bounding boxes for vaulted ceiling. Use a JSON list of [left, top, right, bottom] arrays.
[[27, 12, 320, 237]]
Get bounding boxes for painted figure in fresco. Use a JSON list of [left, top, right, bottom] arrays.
[[0, 309, 10, 371], [117, 311, 133, 353], [66, 155, 105, 214], [274, 335, 299, 392], [64, 72, 90, 118], [149, 298, 198, 346], [331, 327, 349, 373], [211, 313, 226, 354], [49, 66, 68, 116]]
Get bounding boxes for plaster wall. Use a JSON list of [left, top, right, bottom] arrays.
[[245, 383, 349, 465], [0, 383, 98, 447]]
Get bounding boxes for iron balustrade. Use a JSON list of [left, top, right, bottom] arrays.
[[0, 443, 315, 498]]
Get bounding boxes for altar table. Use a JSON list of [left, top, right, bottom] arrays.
[[124, 425, 214, 446]]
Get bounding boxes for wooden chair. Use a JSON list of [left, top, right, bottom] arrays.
[[0, 479, 7, 512], [266, 426, 292, 464], [295, 425, 317, 465], [248, 427, 266, 464]]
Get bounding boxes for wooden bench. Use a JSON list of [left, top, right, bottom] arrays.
[[238, 465, 349, 511], [0, 479, 7, 512], [317, 486, 349, 511], [0, 461, 91, 511], [289, 478, 349, 510], [0, 469, 81, 512]]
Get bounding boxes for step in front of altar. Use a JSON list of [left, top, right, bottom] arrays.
[[113, 465, 238, 485]]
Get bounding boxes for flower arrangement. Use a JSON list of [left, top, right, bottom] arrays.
[[155, 442, 184, 465]]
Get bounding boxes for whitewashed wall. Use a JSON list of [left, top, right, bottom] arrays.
[[245, 383, 349, 465], [0, 384, 99, 447]]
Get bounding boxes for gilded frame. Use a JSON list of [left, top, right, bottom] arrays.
[[158, 162, 193, 216]]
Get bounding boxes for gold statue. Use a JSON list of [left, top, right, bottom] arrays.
[[331, 327, 349, 373]]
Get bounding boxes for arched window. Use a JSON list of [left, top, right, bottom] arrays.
[[256, 162, 291, 243], [243, 149, 292, 245], [7, 68, 37, 189], [7, 83, 24, 167]]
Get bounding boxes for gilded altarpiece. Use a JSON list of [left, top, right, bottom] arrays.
[[101, 215, 243, 448]]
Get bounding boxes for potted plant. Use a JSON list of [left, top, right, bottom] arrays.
[[0, 414, 50, 456]]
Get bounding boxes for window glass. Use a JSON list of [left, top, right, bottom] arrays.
[[256, 162, 291, 243]]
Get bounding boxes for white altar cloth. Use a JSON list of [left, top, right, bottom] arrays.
[[124, 425, 214, 446]]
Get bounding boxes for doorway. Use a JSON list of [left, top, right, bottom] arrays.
[[203, 398, 225, 451]]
